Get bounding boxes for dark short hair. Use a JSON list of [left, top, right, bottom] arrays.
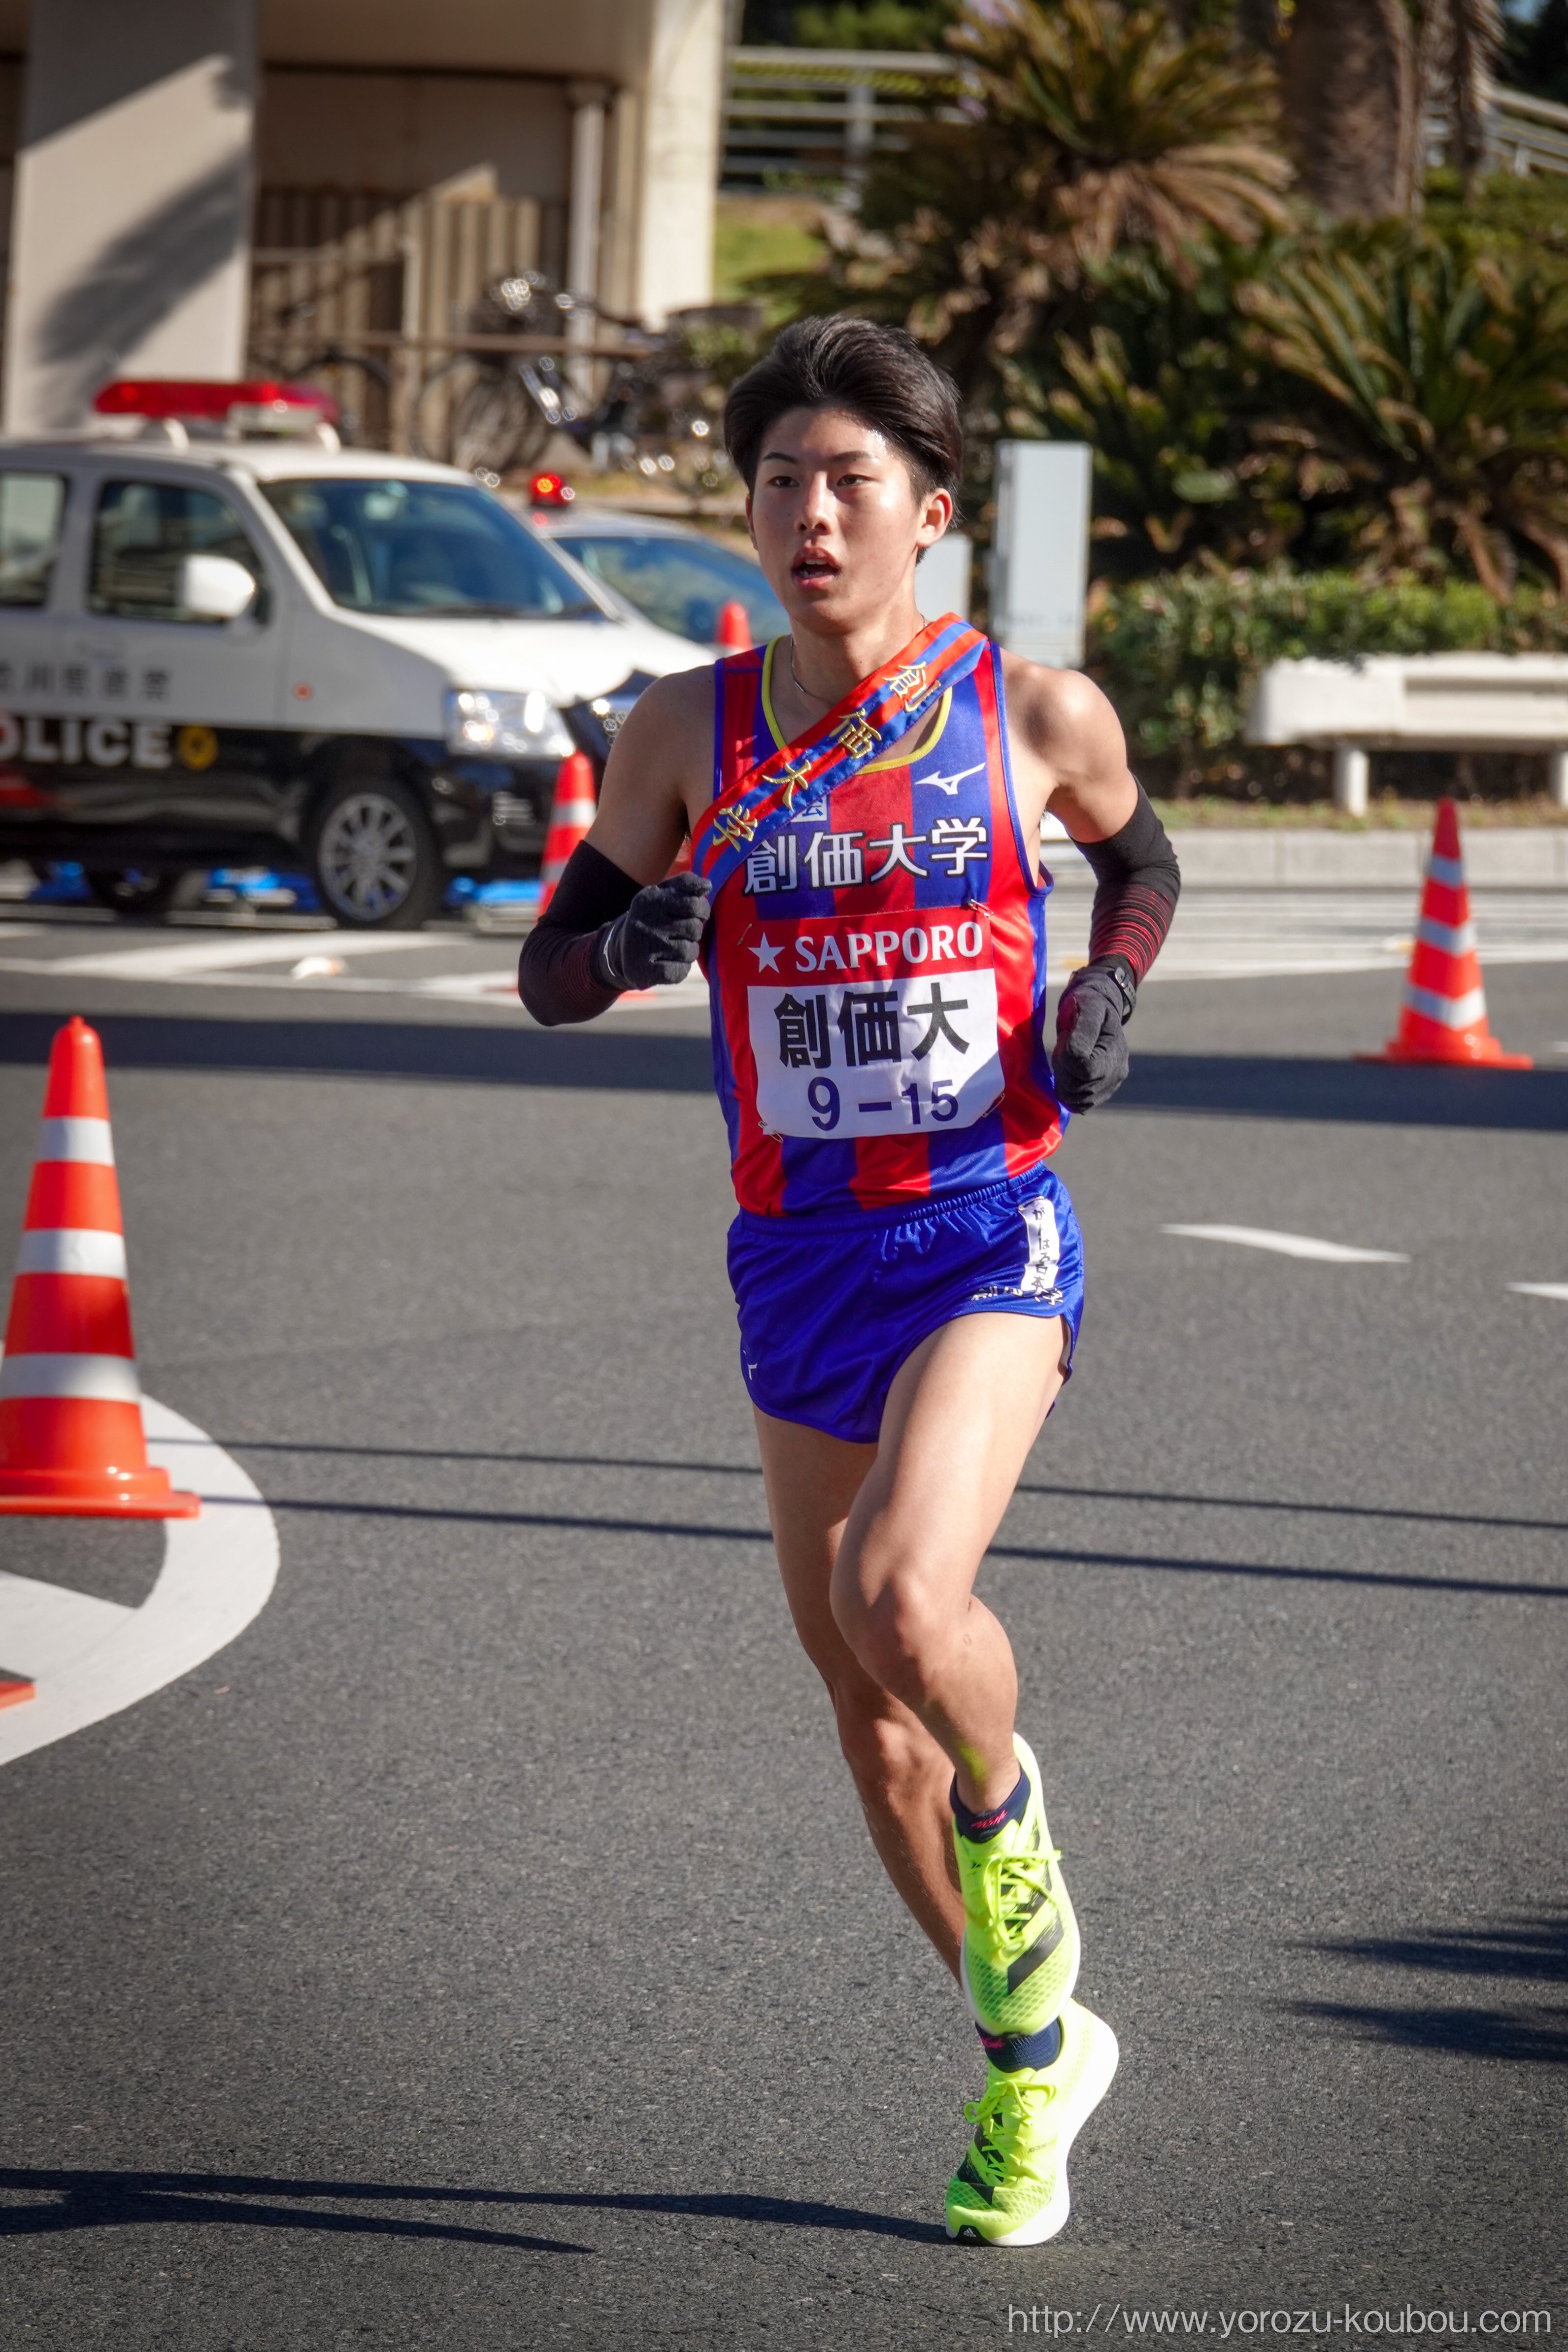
[[724, 315, 964, 504]]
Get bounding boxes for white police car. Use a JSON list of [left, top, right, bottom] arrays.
[[0, 381, 706, 925]]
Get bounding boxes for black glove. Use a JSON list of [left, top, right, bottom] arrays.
[[1051, 957, 1135, 1111], [594, 869, 710, 991]]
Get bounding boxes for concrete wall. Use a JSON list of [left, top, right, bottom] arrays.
[[5, 0, 257, 432], [256, 70, 571, 204], [0, 0, 721, 431], [632, 0, 724, 323]]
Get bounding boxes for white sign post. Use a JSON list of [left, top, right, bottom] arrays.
[[991, 441, 1092, 668], [916, 530, 973, 623]]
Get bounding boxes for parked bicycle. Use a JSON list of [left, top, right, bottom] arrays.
[[412, 276, 729, 492]]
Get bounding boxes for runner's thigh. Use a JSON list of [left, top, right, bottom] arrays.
[[840, 1311, 1068, 1613], [753, 1408, 879, 1688]]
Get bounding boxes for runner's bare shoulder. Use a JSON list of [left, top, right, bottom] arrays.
[[607, 663, 716, 780], [996, 651, 1123, 766], [596, 660, 720, 855]]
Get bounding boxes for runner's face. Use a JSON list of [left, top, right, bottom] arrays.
[[746, 404, 951, 633]]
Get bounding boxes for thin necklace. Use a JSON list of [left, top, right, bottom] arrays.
[[788, 638, 832, 706]]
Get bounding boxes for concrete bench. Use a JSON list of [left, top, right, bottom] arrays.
[[1245, 653, 1568, 814]]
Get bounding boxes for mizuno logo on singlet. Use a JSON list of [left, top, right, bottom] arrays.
[[914, 761, 985, 797]]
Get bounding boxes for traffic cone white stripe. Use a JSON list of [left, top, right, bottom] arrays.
[[0, 1352, 142, 1403], [1415, 914, 1477, 957], [15, 1229, 129, 1278], [38, 1116, 114, 1164], [1426, 852, 1466, 889], [1401, 981, 1488, 1029], [0, 1015, 198, 1517], [553, 799, 597, 829]]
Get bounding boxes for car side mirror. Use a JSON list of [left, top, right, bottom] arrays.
[[178, 553, 257, 621]]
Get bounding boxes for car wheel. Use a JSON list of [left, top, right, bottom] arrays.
[[84, 868, 198, 918], [309, 773, 443, 929]]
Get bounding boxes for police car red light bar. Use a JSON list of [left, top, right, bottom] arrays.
[[92, 378, 339, 425], [529, 471, 575, 507]]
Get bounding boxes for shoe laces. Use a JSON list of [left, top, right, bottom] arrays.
[[976, 1840, 1062, 1954], [964, 2068, 1058, 2178]]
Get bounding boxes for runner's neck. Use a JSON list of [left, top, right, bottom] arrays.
[[772, 604, 930, 739]]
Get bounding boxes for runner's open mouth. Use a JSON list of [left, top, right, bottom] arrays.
[[793, 552, 839, 583]]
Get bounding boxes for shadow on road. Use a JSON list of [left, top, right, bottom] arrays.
[[1311, 1916, 1568, 1984], [1291, 1915, 1568, 2063], [0, 2171, 940, 2247], [1290, 2004, 1568, 2062], [209, 1439, 1568, 1542], [238, 1487, 1568, 1600], [1, 1011, 1567, 1129]]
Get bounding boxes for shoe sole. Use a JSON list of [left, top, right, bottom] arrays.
[[945, 2009, 1120, 2249]]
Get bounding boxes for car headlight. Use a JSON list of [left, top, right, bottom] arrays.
[[445, 687, 574, 760]]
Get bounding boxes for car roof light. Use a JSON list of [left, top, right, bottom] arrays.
[[92, 378, 340, 428]]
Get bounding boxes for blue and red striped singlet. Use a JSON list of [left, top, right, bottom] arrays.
[[706, 636, 1066, 1217]]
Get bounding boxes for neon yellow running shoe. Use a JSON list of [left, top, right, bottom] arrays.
[[945, 1997, 1119, 2247], [955, 1734, 1079, 2039]]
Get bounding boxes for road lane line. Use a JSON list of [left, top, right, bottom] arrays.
[[1509, 1281, 1568, 1301], [0, 930, 429, 979], [1162, 1224, 1409, 1263], [0, 1394, 278, 1769]]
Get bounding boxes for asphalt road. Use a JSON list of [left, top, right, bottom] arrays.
[[1, 916, 1565, 2351]]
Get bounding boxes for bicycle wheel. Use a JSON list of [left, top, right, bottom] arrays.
[[413, 358, 493, 465], [291, 350, 393, 448], [447, 370, 538, 475]]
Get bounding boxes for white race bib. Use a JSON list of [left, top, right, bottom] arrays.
[[747, 959, 1001, 1140]]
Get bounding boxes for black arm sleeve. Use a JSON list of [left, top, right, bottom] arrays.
[[517, 841, 641, 1027], [1077, 781, 1181, 993]]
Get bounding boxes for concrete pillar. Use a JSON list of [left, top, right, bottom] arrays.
[[634, 0, 724, 326], [1549, 748, 1568, 812], [5, 0, 257, 434], [566, 81, 609, 396], [1334, 744, 1370, 818]]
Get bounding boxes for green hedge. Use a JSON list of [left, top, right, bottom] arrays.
[[1087, 569, 1568, 761]]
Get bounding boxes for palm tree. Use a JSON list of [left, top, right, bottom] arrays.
[[1279, 0, 1418, 219], [1281, 0, 1506, 218], [1421, 0, 1505, 198], [801, 0, 1293, 410], [1240, 229, 1568, 592]]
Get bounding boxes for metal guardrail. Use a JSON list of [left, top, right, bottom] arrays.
[[1486, 84, 1568, 176], [724, 48, 1568, 192], [723, 46, 959, 193]]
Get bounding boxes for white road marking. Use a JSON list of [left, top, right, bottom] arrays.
[[0, 1395, 278, 1770], [0, 1572, 129, 1677], [1509, 1281, 1568, 1301], [0, 889, 1560, 997], [1162, 1223, 1409, 1263], [0, 929, 425, 980], [1045, 889, 1568, 984]]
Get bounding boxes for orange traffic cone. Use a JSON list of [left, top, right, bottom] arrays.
[[0, 1016, 200, 1517], [0, 1671, 34, 1707], [715, 600, 751, 652], [1364, 799, 1530, 1068], [536, 750, 597, 915]]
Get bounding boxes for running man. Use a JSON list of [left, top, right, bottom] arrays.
[[520, 316, 1179, 2245]]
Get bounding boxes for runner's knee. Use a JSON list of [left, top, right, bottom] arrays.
[[829, 1547, 952, 1703]]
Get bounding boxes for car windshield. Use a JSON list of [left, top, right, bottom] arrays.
[[557, 530, 787, 647], [261, 477, 603, 619]]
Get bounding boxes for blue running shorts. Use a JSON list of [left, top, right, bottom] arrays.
[[728, 1165, 1085, 1445]]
